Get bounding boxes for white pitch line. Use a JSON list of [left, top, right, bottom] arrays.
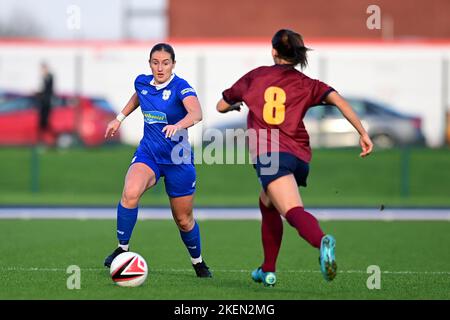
[[2, 267, 450, 275]]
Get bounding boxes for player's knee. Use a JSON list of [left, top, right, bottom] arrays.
[[121, 187, 143, 207], [174, 215, 194, 232], [259, 191, 273, 208]]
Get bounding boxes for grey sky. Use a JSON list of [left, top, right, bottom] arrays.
[[0, 0, 167, 40]]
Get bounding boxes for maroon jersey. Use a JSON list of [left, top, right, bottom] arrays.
[[222, 64, 334, 163]]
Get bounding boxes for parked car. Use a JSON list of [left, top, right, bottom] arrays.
[[0, 92, 121, 147], [0, 90, 23, 104], [213, 97, 426, 149], [304, 97, 425, 148]]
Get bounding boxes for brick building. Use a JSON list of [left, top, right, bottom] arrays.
[[168, 0, 450, 40]]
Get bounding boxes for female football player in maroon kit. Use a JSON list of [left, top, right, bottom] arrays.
[[217, 29, 373, 286]]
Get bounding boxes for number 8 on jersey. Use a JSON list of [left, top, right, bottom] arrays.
[[263, 86, 286, 125]]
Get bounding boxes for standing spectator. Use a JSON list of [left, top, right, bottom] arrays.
[[37, 62, 54, 145]]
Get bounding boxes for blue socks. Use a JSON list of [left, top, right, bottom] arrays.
[[116, 202, 202, 262], [179, 221, 202, 260], [116, 202, 138, 245]]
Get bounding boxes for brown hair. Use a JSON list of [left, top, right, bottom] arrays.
[[272, 29, 310, 69], [150, 43, 176, 62]]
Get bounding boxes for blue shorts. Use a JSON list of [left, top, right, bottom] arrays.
[[254, 152, 309, 192], [131, 150, 196, 198]]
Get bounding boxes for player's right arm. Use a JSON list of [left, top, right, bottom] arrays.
[[325, 91, 373, 157], [105, 92, 140, 139], [218, 68, 257, 114], [216, 99, 242, 113]]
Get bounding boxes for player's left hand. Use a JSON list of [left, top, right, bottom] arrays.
[[359, 133, 373, 157], [162, 125, 181, 138]]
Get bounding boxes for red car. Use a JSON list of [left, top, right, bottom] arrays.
[[0, 93, 120, 147]]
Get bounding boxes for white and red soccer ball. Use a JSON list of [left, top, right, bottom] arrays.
[[110, 252, 148, 287]]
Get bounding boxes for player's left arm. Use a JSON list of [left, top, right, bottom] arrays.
[[162, 96, 203, 138], [325, 91, 373, 157]]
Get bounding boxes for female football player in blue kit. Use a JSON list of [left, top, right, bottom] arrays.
[[104, 43, 211, 278]]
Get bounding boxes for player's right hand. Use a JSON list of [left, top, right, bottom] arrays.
[[229, 102, 242, 112], [105, 119, 121, 139]]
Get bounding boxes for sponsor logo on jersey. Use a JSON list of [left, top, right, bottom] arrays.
[[180, 87, 196, 95], [142, 110, 168, 124], [162, 89, 171, 100]]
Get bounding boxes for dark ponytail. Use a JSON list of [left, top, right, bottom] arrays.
[[272, 29, 310, 69]]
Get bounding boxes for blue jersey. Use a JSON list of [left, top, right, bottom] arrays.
[[134, 74, 197, 164]]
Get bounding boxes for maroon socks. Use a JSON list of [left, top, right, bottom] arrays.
[[259, 201, 325, 273], [285, 206, 325, 249], [259, 199, 283, 273]]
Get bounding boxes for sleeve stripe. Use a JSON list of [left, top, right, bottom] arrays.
[[319, 88, 336, 103], [181, 88, 196, 95], [222, 92, 236, 105]]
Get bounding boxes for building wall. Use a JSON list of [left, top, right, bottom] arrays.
[[168, 0, 450, 39]]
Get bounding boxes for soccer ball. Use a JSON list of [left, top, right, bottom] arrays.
[[110, 251, 148, 287]]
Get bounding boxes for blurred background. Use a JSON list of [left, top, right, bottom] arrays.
[[0, 0, 449, 207]]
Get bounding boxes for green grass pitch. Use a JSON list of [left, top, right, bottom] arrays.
[[1, 146, 450, 207], [0, 219, 449, 300]]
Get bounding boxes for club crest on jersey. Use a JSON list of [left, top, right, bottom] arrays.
[[162, 89, 171, 100], [141, 89, 148, 95]]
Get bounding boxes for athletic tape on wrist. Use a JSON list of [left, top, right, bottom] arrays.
[[116, 113, 126, 122]]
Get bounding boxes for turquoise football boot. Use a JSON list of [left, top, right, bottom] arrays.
[[251, 267, 277, 287], [319, 235, 337, 281]]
